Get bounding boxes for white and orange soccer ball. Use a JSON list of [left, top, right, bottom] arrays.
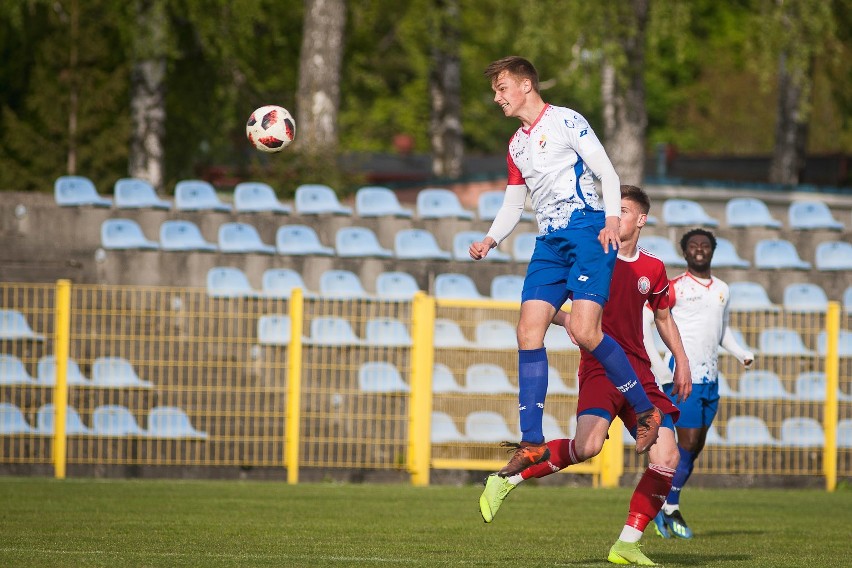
[[246, 105, 296, 153]]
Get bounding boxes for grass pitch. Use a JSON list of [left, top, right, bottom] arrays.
[[1, 477, 849, 567]]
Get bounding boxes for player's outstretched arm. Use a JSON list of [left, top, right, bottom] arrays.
[[720, 326, 754, 368], [654, 307, 692, 402]]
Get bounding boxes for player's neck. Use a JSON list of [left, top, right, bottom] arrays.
[[518, 99, 547, 128], [618, 239, 638, 258], [687, 267, 712, 280]]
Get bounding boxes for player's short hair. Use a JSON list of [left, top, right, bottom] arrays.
[[680, 228, 717, 252], [620, 185, 650, 214], [485, 56, 540, 92]]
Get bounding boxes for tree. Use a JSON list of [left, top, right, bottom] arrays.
[[429, 0, 463, 178]]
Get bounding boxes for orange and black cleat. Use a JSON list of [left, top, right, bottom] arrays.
[[496, 441, 550, 477]]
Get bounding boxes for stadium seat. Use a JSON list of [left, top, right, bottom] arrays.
[[792, 372, 851, 402], [432, 364, 463, 393], [838, 419, 852, 448], [434, 273, 483, 300], [453, 231, 511, 262], [0, 402, 35, 435], [174, 179, 231, 212], [114, 177, 171, 209], [355, 186, 413, 218], [375, 272, 420, 300], [464, 363, 515, 394], [788, 200, 844, 230], [727, 281, 780, 312], [394, 229, 451, 260], [661, 199, 719, 227], [725, 197, 781, 228], [91, 357, 153, 388], [416, 188, 474, 220], [147, 406, 208, 439], [101, 219, 159, 250], [276, 225, 335, 256], [335, 226, 393, 258], [474, 319, 517, 350], [0, 354, 36, 385], [433, 319, 471, 348], [233, 181, 291, 214], [544, 323, 579, 351], [464, 411, 516, 443], [0, 309, 44, 341], [844, 286, 852, 316], [257, 314, 290, 346], [724, 415, 776, 446], [364, 318, 412, 347], [817, 330, 852, 357], [54, 175, 112, 207], [712, 238, 750, 268], [358, 362, 409, 393], [36, 404, 91, 435], [542, 413, 569, 440], [217, 222, 275, 254], [512, 232, 538, 263], [159, 220, 217, 252], [36, 355, 90, 386], [754, 239, 811, 270], [318, 270, 369, 299], [261, 268, 307, 299], [815, 241, 852, 271], [718, 327, 755, 356], [477, 190, 533, 222], [759, 327, 814, 356], [490, 274, 524, 302], [294, 184, 352, 215], [431, 411, 466, 443], [638, 236, 687, 267], [779, 417, 824, 447], [547, 366, 578, 395], [206, 267, 257, 298], [716, 372, 739, 398], [305, 317, 361, 346], [736, 370, 791, 400], [705, 424, 725, 445], [91, 405, 146, 436], [782, 282, 828, 313]]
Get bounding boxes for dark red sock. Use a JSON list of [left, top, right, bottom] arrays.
[[521, 438, 579, 479], [625, 463, 675, 531]]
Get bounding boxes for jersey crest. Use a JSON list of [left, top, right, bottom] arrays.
[[637, 276, 651, 295]]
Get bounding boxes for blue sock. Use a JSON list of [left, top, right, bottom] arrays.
[[591, 334, 653, 414], [518, 347, 548, 444], [667, 446, 696, 506]]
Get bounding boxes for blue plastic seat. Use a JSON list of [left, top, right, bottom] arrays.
[[512, 232, 538, 263], [294, 184, 352, 215], [355, 186, 412, 218], [336, 226, 393, 258], [101, 219, 159, 250], [477, 190, 533, 222], [55, 175, 112, 207], [788, 200, 844, 230], [453, 231, 511, 262], [712, 238, 750, 268], [783, 283, 828, 313], [817, 330, 852, 357], [318, 270, 369, 299], [844, 286, 852, 315], [779, 417, 824, 447], [475, 319, 517, 350], [736, 370, 791, 400], [147, 406, 208, 439], [754, 239, 811, 270], [206, 267, 257, 298], [838, 419, 852, 448], [464, 411, 516, 443], [305, 317, 361, 346], [159, 220, 217, 252], [91, 357, 153, 388], [358, 362, 409, 393], [434, 273, 482, 300], [638, 236, 687, 267], [114, 177, 171, 209], [815, 241, 852, 271], [662, 199, 719, 227], [257, 315, 291, 346], [0, 403, 35, 434], [0, 309, 45, 340], [276, 225, 335, 256], [431, 411, 466, 443], [416, 188, 474, 220], [0, 354, 36, 385], [174, 180, 231, 212], [261, 268, 307, 299], [394, 229, 451, 260], [464, 363, 515, 394], [432, 364, 463, 393], [490, 274, 524, 302], [724, 415, 776, 446], [92, 405, 147, 436], [725, 197, 781, 228], [727, 281, 779, 312], [433, 319, 471, 348], [793, 372, 849, 402], [36, 404, 91, 435], [364, 318, 412, 347], [37, 355, 90, 386], [234, 182, 291, 214], [375, 272, 420, 300], [217, 222, 275, 254], [759, 327, 814, 356]]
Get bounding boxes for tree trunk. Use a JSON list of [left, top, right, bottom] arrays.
[[67, 0, 79, 175], [297, 0, 346, 155], [429, 0, 463, 179], [768, 52, 810, 185]]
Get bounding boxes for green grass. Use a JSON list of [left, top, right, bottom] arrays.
[[1, 477, 850, 567]]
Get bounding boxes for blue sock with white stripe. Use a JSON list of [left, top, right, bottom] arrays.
[[518, 347, 548, 444], [667, 446, 696, 506], [591, 334, 653, 414]]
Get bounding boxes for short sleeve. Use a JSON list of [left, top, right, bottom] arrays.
[[507, 150, 524, 185], [648, 266, 671, 311]]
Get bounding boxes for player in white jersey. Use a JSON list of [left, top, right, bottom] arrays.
[[653, 228, 754, 540], [469, 56, 662, 477]]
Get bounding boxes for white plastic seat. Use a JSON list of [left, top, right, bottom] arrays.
[[638, 236, 687, 267], [544, 323, 579, 351], [453, 231, 511, 262], [394, 229, 451, 260], [276, 225, 334, 256], [91, 357, 153, 388], [358, 362, 409, 393], [782, 283, 828, 313], [54, 175, 112, 207], [759, 327, 814, 356], [101, 219, 159, 250], [0, 403, 35, 434], [512, 232, 538, 263], [416, 188, 473, 219], [712, 238, 750, 268], [431, 411, 466, 443], [547, 366, 578, 395], [724, 415, 776, 446], [114, 177, 171, 209], [464, 363, 515, 394], [662, 199, 719, 227], [433, 319, 471, 348], [716, 372, 738, 398], [817, 330, 852, 357], [754, 239, 812, 269], [234, 182, 291, 213], [147, 406, 207, 439], [375, 272, 420, 300], [475, 319, 517, 350], [336, 226, 393, 258], [844, 286, 852, 316], [261, 268, 307, 299], [318, 270, 369, 299], [36, 355, 90, 386], [218, 222, 275, 254], [477, 190, 533, 222], [174, 179, 231, 212], [434, 273, 482, 300], [0, 309, 44, 341], [432, 364, 463, 393], [464, 411, 516, 443], [305, 317, 361, 346], [727, 281, 780, 312], [36, 404, 91, 435], [815, 241, 852, 271], [159, 220, 217, 252], [206, 267, 257, 298], [364, 318, 412, 347], [542, 413, 568, 440], [779, 417, 824, 447], [294, 184, 352, 215], [736, 370, 791, 400], [838, 419, 852, 448], [788, 200, 844, 230], [490, 275, 524, 302], [725, 197, 781, 228], [0, 354, 36, 385], [257, 314, 290, 346], [793, 372, 847, 402], [91, 405, 146, 436], [355, 186, 412, 218], [705, 423, 725, 445]]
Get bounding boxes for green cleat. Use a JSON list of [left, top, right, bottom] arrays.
[[607, 540, 659, 566], [479, 473, 516, 523]]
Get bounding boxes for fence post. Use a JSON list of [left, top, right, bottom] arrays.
[[53, 279, 72, 479], [823, 301, 840, 492], [286, 288, 304, 484], [599, 418, 624, 488], [408, 292, 436, 486]]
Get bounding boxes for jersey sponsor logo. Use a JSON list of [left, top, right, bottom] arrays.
[[577, 275, 589, 282], [616, 379, 637, 393], [638, 276, 651, 295]]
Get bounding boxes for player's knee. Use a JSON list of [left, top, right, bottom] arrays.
[[568, 321, 601, 351], [516, 321, 545, 349], [573, 437, 604, 462]]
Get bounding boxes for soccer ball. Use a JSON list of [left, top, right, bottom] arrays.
[[246, 105, 296, 153]]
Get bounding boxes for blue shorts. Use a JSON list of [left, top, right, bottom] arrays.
[[521, 210, 616, 309], [663, 381, 720, 429]]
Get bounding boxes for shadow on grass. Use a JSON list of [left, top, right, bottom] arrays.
[[557, 552, 752, 566]]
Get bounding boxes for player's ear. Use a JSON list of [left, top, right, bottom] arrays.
[[637, 213, 647, 228]]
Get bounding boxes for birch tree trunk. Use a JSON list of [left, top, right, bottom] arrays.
[[429, 0, 463, 179]]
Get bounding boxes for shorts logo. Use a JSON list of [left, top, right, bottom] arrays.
[[638, 276, 651, 295], [577, 275, 589, 282]]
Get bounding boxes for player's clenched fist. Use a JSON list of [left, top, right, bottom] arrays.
[[469, 237, 496, 260]]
